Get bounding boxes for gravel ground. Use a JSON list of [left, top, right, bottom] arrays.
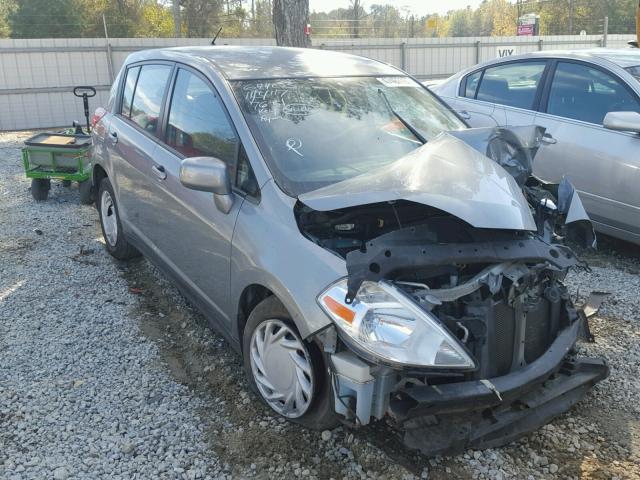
[[1, 130, 639, 480]]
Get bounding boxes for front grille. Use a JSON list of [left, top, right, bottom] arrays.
[[524, 299, 552, 364], [494, 303, 516, 376], [480, 297, 558, 377], [455, 293, 563, 379]]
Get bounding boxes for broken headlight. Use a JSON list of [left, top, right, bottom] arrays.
[[318, 279, 475, 369]]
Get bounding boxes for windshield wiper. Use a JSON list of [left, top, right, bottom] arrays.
[[378, 88, 427, 145]]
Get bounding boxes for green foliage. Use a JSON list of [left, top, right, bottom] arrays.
[[310, 0, 633, 38], [9, 0, 86, 38], [0, 0, 16, 37], [0, 0, 635, 38]]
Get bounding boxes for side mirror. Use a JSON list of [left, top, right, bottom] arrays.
[[180, 156, 234, 213], [603, 111, 640, 133]]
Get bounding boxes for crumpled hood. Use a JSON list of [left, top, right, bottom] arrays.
[[299, 132, 537, 231]]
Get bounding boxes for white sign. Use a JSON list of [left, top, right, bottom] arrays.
[[497, 46, 517, 58]]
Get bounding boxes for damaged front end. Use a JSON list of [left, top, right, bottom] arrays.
[[298, 126, 608, 456]]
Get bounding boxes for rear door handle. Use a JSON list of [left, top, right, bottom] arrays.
[[151, 164, 167, 180], [109, 131, 118, 145], [458, 110, 471, 120]]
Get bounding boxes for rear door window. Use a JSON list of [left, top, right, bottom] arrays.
[[547, 62, 640, 124], [475, 61, 547, 110], [129, 64, 172, 136], [165, 68, 240, 174]]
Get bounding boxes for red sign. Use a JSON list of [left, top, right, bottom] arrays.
[[517, 24, 534, 36]]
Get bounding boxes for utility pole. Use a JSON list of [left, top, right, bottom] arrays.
[[173, 0, 180, 38], [603, 16, 608, 47], [351, 0, 360, 39], [103, 14, 114, 82]]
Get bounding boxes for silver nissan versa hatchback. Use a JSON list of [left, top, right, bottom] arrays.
[[91, 46, 608, 455]]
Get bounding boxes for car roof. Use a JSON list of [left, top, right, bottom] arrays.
[[575, 48, 640, 68], [484, 48, 640, 69], [127, 46, 401, 80]]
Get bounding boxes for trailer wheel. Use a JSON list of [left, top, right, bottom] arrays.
[[78, 180, 93, 205], [31, 179, 50, 201]]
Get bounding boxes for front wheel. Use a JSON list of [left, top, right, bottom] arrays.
[[242, 296, 338, 430], [31, 179, 50, 201], [97, 178, 140, 260]]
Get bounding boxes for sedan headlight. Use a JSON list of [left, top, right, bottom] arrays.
[[318, 279, 475, 369]]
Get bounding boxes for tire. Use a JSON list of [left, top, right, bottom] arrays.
[[31, 179, 50, 201], [242, 296, 338, 430], [61, 180, 72, 187], [78, 180, 93, 205], [97, 177, 140, 260]]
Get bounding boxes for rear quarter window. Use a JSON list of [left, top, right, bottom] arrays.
[[462, 70, 482, 98], [129, 64, 172, 136], [121, 66, 140, 118]]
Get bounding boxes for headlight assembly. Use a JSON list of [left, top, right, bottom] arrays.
[[318, 279, 475, 369]]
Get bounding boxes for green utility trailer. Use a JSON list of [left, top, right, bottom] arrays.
[[22, 132, 93, 204]]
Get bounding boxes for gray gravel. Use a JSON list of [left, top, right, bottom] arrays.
[[1, 131, 639, 480]]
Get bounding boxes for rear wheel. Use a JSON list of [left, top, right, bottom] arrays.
[[97, 177, 140, 260], [31, 179, 50, 201], [78, 180, 93, 205], [242, 296, 338, 430]]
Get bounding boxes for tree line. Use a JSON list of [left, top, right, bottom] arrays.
[[0, 0, 637, 39]]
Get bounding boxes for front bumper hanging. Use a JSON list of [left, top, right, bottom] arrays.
[[389, 321, 609, 456]]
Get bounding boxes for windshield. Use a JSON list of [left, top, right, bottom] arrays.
[[232, 76, 465, 196]]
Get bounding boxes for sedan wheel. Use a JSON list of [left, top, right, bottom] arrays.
[[249, 319, 314, 418]]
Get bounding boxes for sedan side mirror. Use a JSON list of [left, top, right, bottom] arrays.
[[603, 111, 640, 134], [180, 156, 234, 213]]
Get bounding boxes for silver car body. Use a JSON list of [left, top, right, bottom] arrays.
[[432, 49, 640, 244], [92, 47, 608, 456], [92, 46, 545, 342]]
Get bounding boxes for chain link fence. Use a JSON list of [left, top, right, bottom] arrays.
[[0, 34, 635, 130]]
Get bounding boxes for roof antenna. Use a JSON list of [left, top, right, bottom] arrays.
[[211, 27, 223, 46]]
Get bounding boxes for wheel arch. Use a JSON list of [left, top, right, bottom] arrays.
[[92, 164, 108, 207], [236, 284, 274, 351]]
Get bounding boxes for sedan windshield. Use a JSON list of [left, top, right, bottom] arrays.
[[232, 76, 465, 196]]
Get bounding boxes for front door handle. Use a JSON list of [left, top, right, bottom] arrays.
[[151, 164, 167, 180], [541, 133, 557, 145], [109, 131, 118, 145], [458, 110, 471, 120]]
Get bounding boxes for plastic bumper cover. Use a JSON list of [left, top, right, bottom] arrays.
[[389, 320, 609, 456]]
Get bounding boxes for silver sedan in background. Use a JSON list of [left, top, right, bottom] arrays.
[[432, 49, 640, 245]]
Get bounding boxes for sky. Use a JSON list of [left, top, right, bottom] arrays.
[[309, 0, 485, 17]]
